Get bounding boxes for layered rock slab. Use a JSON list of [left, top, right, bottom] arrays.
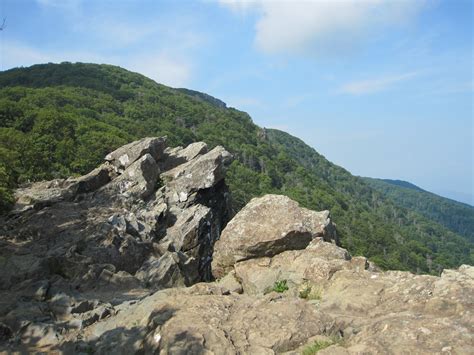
[[58, 287, 334, 355]]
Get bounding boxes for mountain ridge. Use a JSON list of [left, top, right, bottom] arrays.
[[364, 177, 474, 243]]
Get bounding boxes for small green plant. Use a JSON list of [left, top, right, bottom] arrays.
[[299, 283, 322, 301], [272, 279, 289, 293], [301, 340, 333, 355], [299, 284, 312, 299]]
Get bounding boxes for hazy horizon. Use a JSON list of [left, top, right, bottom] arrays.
[[1, 0, 472, 205]]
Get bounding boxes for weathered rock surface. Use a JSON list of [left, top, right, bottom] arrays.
[[1, 158, 473, 354], [212, 194, 337, 278], [0, 137, 233, 352], [105, 136, 167, 172]]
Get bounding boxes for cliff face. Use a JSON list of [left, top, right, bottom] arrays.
[[0, 138, 472, 354]]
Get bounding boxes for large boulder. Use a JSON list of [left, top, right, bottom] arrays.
[[212, 194, 337, 278]]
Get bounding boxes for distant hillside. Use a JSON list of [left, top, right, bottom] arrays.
[[364, 177, 474, 243], [381, 179, 425, 192], [0, 62, 472, 273]]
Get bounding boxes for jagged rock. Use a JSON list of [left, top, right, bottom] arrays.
[[99, 153, 159, 200], [0, 137, 233, 352], [49, 293, 73, 320], [12, 165, 112, 212], [162, 146, 232, 196], [212, 194, 337, 278], [105, 137, 166, 172], [135, 253, 184, 289], [163, 204, 212, 255], [160, 142, 208, 171], [73, 164, 112, 194]]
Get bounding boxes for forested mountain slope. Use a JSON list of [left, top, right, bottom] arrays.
[[0, 62, 472, 273], [364, 177, 474, 243]]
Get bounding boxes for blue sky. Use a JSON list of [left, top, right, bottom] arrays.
[[1, 0, 473, 205]]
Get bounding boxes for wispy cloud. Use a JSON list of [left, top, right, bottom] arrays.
[[1, 6, 209, 88], [338, 72, 419, 95], [0, 40, 106, 70], [219, 0, 428, 56], [1, 40, 192, 87], [127, 52, 192, 87]]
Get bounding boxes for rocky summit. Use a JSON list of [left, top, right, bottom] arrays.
[[0, 138, 473, 354]]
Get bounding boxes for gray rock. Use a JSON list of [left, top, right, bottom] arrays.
[[135, 253, 184, 289], [34, 280, 50, 301], [160, 142, 208, 171], [48, 293, 73, 320], [73, 164, 112, 194], [105, 137, 166, 172], [162, 146, 232, 195], [71, 300, 99, 314], [13, 179, 77, 211], [217, 270, 243, 294], [99, 153, 159, 200], [0, 322, 12, 341]]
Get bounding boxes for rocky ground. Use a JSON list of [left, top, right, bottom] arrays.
[[0, 138, 472, 354]]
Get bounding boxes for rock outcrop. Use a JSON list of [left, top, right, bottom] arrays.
[[0, 137, 233, 351], [1, 154, 473, 354]]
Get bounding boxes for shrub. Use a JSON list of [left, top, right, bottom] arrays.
[[272, 279, 289, 293], [301, 340, 333, 355]]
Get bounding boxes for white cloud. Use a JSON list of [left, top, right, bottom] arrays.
[[128, 53, 192, 87], [219, 0, 427, 55], [338, 71, 419, 95]]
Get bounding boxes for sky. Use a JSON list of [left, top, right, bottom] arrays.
[[1, 0, 473, 205]]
